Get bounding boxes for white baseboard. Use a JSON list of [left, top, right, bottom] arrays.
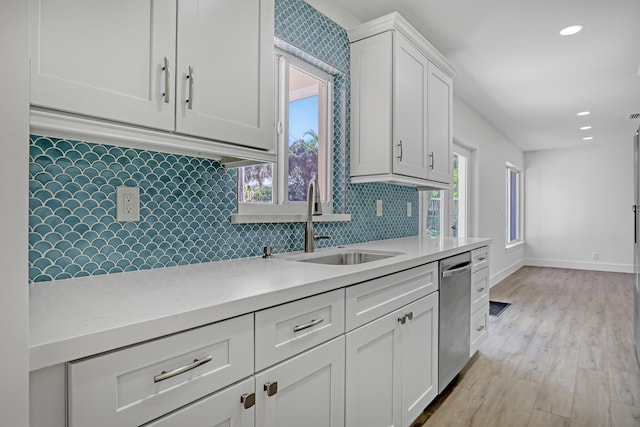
[[524, 258, 633, 274], [490, 258, 525, 288]]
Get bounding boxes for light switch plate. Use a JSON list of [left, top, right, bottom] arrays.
[[116, 186, 140, 222]]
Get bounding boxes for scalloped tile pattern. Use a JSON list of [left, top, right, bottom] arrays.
[[275, 0, 350, 73], [28, 0, 419, 282]]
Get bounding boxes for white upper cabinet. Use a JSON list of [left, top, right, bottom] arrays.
[[30, 0, 275, 155], [30, 0, 177, 130], [394, 34, 429, 180], [349, 12, 456, 188], [176, 0, 274, 150], [427, 63, 453, 183]]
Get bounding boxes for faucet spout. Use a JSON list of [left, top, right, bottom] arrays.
[[305, 179, 324, 252]]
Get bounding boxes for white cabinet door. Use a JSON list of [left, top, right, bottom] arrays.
[[349, 31, 393, 177], [426, 62, 453, 183], [256, 337, 345, 427], [393, 33, 428, 179], [30, 0, 176, 130], [346, 293, 439, 427], [400, 292, 439, 427], [346, 308, 402, 427], [146, 377, 255, 427], [176, 0, 274, 151]]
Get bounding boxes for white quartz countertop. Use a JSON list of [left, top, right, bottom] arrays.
[[29, 236, 491, 371]]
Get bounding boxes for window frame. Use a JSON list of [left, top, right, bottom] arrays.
[[235, 50, 334, 217], [505, 162, 524, 250]]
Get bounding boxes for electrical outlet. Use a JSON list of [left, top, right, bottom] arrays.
[[117, 186, 140, 222], [407, 202, 412, 217], [592, 251, 599, 260], [376, 200, 383, 217]]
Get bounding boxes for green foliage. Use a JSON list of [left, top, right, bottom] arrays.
[[288, 130, 319, 201], [243, 184, 272, 203]]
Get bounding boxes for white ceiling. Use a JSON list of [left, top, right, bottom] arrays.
[[331, 0, 640, 151]]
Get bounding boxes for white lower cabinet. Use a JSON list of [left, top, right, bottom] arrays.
[[146, 377, 255, 427], [53, 259, 492, 427], [256, 336, 345, 427], [346, 292, 439, 427], [470, 246, 490, 356]]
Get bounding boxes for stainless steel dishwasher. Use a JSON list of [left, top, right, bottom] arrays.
[[438, 251, 472, 393]]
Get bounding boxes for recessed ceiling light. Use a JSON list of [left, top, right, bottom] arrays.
[[560, 25, 583, 36], [583, 136, 593, 140], [580, 126, 592, 130], [577, 111, 591, 116]]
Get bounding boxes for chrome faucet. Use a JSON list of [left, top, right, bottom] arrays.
[[305, 179, 330, 252]]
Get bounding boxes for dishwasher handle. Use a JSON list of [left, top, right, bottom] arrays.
[[441, 262, 472, 278]]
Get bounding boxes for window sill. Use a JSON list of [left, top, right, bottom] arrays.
[[505, 241, 525, 253], [231, 213, 351, 224]]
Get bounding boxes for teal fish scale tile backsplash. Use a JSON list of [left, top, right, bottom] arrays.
[[28, 0, 419, 282]]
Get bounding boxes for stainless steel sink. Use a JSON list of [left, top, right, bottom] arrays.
[[292, 249, 403, 265]]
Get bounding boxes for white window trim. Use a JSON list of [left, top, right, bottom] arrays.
[[505, 162, 524, 250], [419, 142, 476, 239], [233, 50, 348, 224]]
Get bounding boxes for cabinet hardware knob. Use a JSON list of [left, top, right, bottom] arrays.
[[406, 312, 413, 321], [397, 140, 403, 161], [477, 287, 485, 292], [398, 315, 407, 325], [241, 393, 256, 409], [293, 318, 324, 332], [264, 381, 278, 397], [476, 325, 485, 332], [429, 152, 434, 169], [153, 355, 212, 383]]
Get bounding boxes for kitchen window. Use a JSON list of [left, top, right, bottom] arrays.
[[235, 51, 334, 219], [506, 163, 523, 248]]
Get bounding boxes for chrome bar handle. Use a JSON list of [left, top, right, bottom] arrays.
[[162, 57, 170, 104], [429, 152, 434, 169], [397, 140, 403, 161], [293, 318, 323, 332], [153, 355, 212, 383], [441, 262, 472, 278], [186, 66, 195, 109]]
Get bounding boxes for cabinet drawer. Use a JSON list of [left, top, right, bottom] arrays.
[[470, 303, 489, 356], [471, 267, 490, 314], [255, 289, 345, 371], [346, 262, 438, 331], [68, 314, 253, 427], [471, 246, 489, 273]]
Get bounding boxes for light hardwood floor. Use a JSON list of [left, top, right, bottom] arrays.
[[412, 266, 639, 427]]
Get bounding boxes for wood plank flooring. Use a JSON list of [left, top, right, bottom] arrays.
[[411, 266, 639, 427]]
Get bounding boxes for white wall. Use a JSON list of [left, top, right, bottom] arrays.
[[453, 96, 526, 286], [0, 0, 30, 425], [525, 141, 633, 272]]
